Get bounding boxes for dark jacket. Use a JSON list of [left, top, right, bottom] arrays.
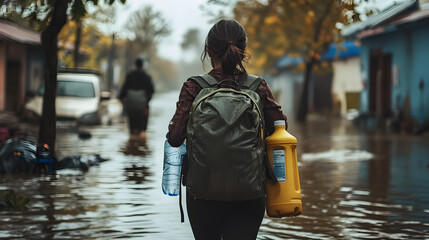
[[118, 69, 154, 102]]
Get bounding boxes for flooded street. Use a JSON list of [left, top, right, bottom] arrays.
[[1, 91, 429, 239]]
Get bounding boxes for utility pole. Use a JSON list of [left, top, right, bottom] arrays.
[[107, 33, 116, 91], [73, 22, 82, 67]]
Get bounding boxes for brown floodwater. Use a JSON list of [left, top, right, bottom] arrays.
[[1, 91, 428, 239]]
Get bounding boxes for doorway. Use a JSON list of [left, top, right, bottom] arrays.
[[6, 61, 21, 112], [369, 50, 392, 120]]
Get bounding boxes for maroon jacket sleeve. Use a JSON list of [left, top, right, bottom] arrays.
[[167, 79, 201, 147], [256, 79, 288, 136]]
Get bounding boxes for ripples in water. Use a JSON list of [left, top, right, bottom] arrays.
[[1, 92, 429, 239]]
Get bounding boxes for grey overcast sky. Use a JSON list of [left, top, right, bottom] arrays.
[[114, 0, 407, 62]]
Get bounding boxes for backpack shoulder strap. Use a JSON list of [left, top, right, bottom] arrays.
[[190, 74, 262, 91], [241, 74, 263, 92], [189, 74, 218, 89]]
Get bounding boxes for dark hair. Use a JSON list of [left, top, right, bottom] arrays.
[[201, 19, 249, 75], [135, 58, 143, 69]]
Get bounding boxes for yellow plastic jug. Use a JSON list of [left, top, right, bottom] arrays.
[[265, 120, 302, 217]]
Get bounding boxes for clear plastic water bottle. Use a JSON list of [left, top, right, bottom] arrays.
[[162, 138, 186, 196]]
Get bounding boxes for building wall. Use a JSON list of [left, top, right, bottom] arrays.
[[410, 24, 429, 124], [26, 46, 44, 94], [0, 42, 44, 112], [332, 57, 362, 114], [360, 31, 407, 113], [360, 19, 429, 126], [269, 68, 335, 119], [7, 42, 27, 111], [0, 43, 5, 110], [268, 71, 303, 119]]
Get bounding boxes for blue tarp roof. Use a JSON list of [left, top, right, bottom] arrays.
[[321, 40, 360, 60], [275, 40, 360, 69], [275, 56, 304, 69]]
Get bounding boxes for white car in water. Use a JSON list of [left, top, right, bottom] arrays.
[[25, 69, 110, 125]]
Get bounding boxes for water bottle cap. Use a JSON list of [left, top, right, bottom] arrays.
[[274, 120, 286, 126]]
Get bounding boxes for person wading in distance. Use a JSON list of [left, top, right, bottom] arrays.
[[119, 58, 154, 139]]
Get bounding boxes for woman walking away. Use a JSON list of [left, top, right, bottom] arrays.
[[167, 19, 287, 240]]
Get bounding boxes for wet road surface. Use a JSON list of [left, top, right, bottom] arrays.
[[1, 91, 429, 239]]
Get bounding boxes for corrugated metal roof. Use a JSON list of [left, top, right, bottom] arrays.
[[0, 19, 41, 45], [389, 8, 429, 25], [355, 8, 429, 38], [342, 0, 417, 37]]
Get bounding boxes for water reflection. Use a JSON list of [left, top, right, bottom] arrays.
[[123, 164, 151, 184], [120, 137, 151, 157], [0, 93, 428, 239], [257, 117, 429, 239], [120, 137, 152, 184]]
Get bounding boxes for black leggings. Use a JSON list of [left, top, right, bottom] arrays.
[[127, 108, 149, 133], [186, 193, 265, 240]]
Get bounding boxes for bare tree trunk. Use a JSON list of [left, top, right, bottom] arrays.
[[73, 22, 82, 67], [296, 2, 334, 122], [296, 59, 315, 122], [38, 0, 69, 153]]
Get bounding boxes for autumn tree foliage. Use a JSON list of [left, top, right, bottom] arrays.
[[57, 22, 109, 68], [231, 0, 370, 121], [57, 5, 176, 92]]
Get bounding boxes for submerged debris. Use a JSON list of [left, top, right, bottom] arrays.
[[0, 139, 108, 174], [0, 139, 37, 174], [0, 190, 29, 211], [56, 154, 108, 171]]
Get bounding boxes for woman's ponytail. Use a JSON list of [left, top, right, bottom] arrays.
[[221, 42, 246, 75], [202, 19, 249, 75]]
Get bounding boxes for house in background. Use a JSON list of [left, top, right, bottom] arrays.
[[267, 56, 305, 118], [0, 19, 44, 113], [326, 40, 362, 117], [268, 55, 334, 119], [268, 41, 360, 119], [342, 0, 429, 132]]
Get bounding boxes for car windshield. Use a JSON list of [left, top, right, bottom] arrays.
[[56, 81, 95, 98]]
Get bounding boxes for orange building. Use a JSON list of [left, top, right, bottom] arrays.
[[0, 19, 44, 113]]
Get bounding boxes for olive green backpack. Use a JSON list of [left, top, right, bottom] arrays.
[[185, 74, 267, 201]]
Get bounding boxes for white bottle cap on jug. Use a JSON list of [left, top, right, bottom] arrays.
[[274, 120, 285, 126]]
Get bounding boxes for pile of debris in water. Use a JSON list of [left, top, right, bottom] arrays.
[[0, 111, 107, 175], [0, 138, 108, 175]]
